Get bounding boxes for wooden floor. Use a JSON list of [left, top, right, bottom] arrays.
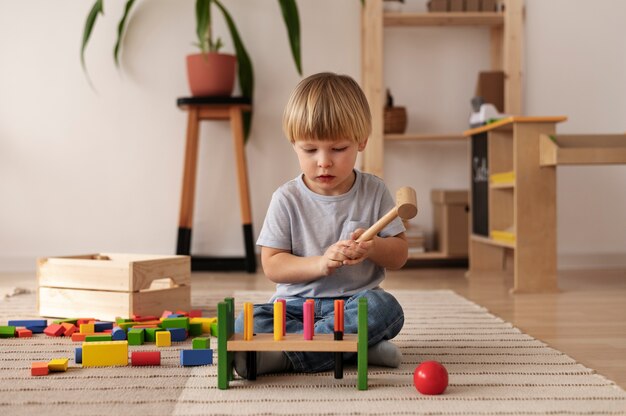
[[2, 266, 625, 389]]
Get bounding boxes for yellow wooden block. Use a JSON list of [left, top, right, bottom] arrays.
[[82, 341, 128, 367], [189, 317, 217, 333], [80, 323, 95, 334], [156, 330, 171, 347], [48, 358, 69, 372]]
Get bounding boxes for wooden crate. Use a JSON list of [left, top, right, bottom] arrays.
[[37, 253, 191, 321], [431, 190, 469, 257]]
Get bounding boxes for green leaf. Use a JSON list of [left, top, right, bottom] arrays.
[[114, 0, 137, 66], [213, 0, 253, 99], [195, 0, 211, 54], [81, 0, 105, 71], [277, 0, 302, 75], [214, 0, 254, 141]]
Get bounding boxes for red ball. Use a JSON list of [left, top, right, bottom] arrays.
[[413, 361, 448, 395]]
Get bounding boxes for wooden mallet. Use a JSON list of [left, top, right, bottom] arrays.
[[356, 186, 418, 243]]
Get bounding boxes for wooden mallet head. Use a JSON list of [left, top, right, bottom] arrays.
[[356, 186, 418, 243]]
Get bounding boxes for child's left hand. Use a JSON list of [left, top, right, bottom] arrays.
[[340, 228, 374, 266]]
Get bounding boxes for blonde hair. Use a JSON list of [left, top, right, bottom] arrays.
[[282, 72, 371, 144]]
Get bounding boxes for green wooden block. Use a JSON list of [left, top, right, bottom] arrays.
[[0, 326, 16, 338], [52, 318, 79, 325], [127, 328, 145, 346], [189, 322, 203, 337], [217, 302, 229, 390], [144, 327, 164, 343], [357, 297, 368, 391], [161, 317, 190, 330], [193, 337, 210, 350], [85, 334, 113, 342], [117, 322, 139, 331], [210, 322, 218, 337], [116, 317, 134, 324]]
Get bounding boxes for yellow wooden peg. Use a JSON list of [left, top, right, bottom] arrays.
[[244, 302, 253, 341], [274, 301, 284, 341]]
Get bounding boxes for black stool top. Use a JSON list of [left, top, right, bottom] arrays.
[[177, 96, 251, 107]]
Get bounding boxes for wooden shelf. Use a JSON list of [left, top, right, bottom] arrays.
[[539, 134, 626, 166], [384, 12, 504, 27], [490, 181, 514, 189], [385, 133, 467, 142], [408, 250, 466, 260], [471, 234, 515, 249]]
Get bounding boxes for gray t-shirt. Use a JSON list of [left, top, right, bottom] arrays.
[[257, 170, 405, 300]]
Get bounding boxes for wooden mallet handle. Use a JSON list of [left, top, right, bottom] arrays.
[[356, 187, 418, 243]]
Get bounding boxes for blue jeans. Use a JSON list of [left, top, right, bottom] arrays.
[[234, 289, 404, 372]]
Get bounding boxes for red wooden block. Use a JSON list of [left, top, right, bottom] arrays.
[[17, 329, 33, 338], [132, 324, 159, 329], [131, 351, 161, 366], [61, 322, 77, 337], [188, 309, 202, 318], [44, 324, 65, 337], [103, 329, 112, 333], [133, 315, 159, 322], [71, 333, 87, 342], [175, 310, 189, 317], [76, 318, 96, 326], [31, 362, 49, 376]]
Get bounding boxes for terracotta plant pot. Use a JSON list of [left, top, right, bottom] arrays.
[[186, 52, 237, 97]]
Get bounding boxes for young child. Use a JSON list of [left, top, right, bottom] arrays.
[[234, 72, 407, 377]]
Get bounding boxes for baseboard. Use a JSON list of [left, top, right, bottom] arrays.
[[558, 252, 626, 270]]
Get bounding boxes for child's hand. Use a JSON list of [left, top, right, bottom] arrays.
[[320, 240, 356, 275], [341, 228, 374, 266]]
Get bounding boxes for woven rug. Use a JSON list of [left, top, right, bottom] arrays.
[[1, 289, 625, 415]]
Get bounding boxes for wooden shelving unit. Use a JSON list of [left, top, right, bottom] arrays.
[[464, 116, 567, 293], [360, 0, 524, 262]]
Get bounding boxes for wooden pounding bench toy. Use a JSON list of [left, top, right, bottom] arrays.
[[217, 297, 369, 390]]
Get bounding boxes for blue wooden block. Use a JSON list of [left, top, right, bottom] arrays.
[[167, 327, 187, 342], [167, 314, 184, 318], [75, 347, 82, 364], [26, 326, 46, 334], [111, 327, 127, 341], [94, 321, 114, 332], [180, 349, 213, 366], [8, 319, 47, 327]]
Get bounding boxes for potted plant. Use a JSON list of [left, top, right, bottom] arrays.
[[81, 0, 302, 133]]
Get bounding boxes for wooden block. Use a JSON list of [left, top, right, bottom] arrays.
[[61, 322, 77, 337], [71, 333, 88, 342], [192, 337, 210, 350], [48, 358, 69, 372], [82, 341, 128, 367], [79, 323, 95, 334], [85, 334, 113, 342], [111, 327, 126, 341], [190, 317, 216, 333], [94, 321, 114, 332], [75, 347, 82, 364], [188, 309, 202, 318], [143, 327, 163, 342], [131, 351, 161, 366], [128, 328, 145, 346], [0, 326, 16, 338], [37, 254, 191, 321], [31, 362, 49, 376], [181, 349, 213, 366], [17, 329, 33, 338], [26, 325, 46, 334], [76, 318, 96, 326], [44, 324, 64, 337], [166, 327, 187, 342], [189, 322, 203, 337], [8, 319, 47, 327], [161, 317, 190, 330], [210, 322, 218, 337], [156, 330, 171, 347]]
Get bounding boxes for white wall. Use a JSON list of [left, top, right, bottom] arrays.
[[1, 0, 625, 272]]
